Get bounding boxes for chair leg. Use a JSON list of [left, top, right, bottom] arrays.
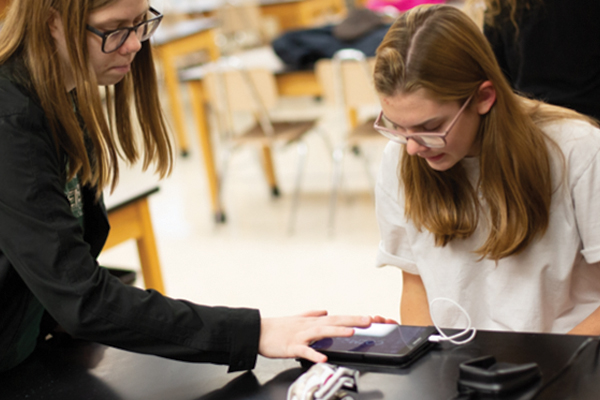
[[261, 145, 280, 197], [288, 141, 308, 235], [328, 145, 346, 235], [217, 144, 234, 205], [314, 126, 335, 155], [358, 146, 377, 201]]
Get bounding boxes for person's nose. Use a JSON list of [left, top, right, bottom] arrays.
[[119, 31, 143, 55], [405, 138, 429, 156]]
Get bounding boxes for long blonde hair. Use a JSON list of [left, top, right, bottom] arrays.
[[373, 5, 594, 260], [0, 0, 173, 195]]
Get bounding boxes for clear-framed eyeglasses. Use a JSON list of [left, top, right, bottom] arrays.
[[373, 94, 474, 148], [86, 7, 163, 54]]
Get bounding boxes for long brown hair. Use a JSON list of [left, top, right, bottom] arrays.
[[373, 5, 594, 260], [0, 0, 173, 195]]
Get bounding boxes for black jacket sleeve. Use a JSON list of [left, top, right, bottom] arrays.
[[0, 76, 260, 372]]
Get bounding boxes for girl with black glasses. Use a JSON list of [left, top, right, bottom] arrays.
[[0, 0, 386, 373]]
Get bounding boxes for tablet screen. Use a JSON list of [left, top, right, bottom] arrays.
[[311, 324, 431, 357]]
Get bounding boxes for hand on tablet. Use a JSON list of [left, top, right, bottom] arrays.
[[259, 310, 392, 364], [372, 315, 399, 325]]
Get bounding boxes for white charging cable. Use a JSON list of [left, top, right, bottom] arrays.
[[428, 297, 477, 345]]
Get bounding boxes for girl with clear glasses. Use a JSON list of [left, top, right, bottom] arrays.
[[372, 5, 600, 335]]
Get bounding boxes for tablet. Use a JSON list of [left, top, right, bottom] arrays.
[[309, 324, 437, 367]]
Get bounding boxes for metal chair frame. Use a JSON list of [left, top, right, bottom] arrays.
[[316, 49, 387, 233], [206, 56, 317, 233]]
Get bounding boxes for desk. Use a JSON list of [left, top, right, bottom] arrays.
[[260, 0, 344, 30], [182, 49, 322, 222], [2, 329, 598, 399], [153, 18, 220, 157], [166, 0, 345, 28], [104, 186, 165, 294]]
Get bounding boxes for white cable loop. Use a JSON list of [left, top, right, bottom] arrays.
[[429, 297, 477, 345]]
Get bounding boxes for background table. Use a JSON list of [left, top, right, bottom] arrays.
[[153, 18, 221, 157], [259, 0, 344, 30], [2, 329, 598, 399], [166, 0, 345, 28], [104, 186, 165, 294]]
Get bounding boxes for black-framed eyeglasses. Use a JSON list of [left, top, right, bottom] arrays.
[[373, 94, 474, 148], [86, 7, 163, 53]]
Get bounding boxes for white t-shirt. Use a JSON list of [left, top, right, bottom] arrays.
[[375, 119, 600, 333]]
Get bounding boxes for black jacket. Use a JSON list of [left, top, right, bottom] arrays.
[[272, 24, 391, 70], [484, 0, 600, 120], [0, 58, 260, 372]]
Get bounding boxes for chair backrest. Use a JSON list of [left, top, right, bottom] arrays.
[[204, 57, 279, 137], [315, 49, 378, 110], [315, 49, 379, 131], [215, 0, 264, 54]]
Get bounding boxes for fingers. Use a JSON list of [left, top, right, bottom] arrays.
[[298, 312, 373, 328], [372, 315, 399, 324], [258, 313, 394, 362], [294, 345, 328, 364], [323, 315, 372, 328], [300, 310, 328, 318], [304, 326, 355, 342]]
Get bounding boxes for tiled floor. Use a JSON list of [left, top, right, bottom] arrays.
[[98, 86, 404, 321]]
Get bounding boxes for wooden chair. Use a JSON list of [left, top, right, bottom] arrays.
[[315, 49, 386, 232], [214, 0, 279, 55], [204, 56, 320, 232]]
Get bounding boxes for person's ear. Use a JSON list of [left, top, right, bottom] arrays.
[[475, 80, 496, 115], [47, 8, 64, 41]]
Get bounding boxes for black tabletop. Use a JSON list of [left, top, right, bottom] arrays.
[[1, 329, 599, 400]]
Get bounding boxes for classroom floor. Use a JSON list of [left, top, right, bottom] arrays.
[[97, 84, 404, 321]]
